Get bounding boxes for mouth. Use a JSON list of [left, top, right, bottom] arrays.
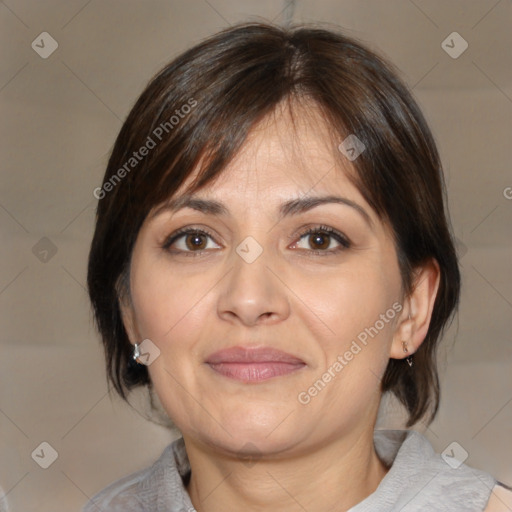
[[205, 346, 306, 383]]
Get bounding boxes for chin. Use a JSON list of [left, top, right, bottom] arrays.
[[208, 429, 301, 460], [191, 403, 304, 456]]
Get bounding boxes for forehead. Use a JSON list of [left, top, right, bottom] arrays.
[[180, 102, 362, 203], [145, 102, 389, 238]]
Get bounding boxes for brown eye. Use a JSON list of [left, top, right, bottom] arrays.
[[308, 232, 331, 250], [291, 225, 351, 254], [163, 228, 221, 254], [185, 232, 208, 251]]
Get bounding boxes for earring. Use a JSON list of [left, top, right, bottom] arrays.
[[132, 343, 141, 362], [402, 341, 414, 367]]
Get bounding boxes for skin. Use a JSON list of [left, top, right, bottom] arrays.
[[121, 102, 441, 512], [485, 485, 512, 511]]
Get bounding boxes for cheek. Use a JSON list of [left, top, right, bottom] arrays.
[[292, 252, 401, 400], [130, 259, 213, 341], [296, 257, 399, 348], [129, 260, 219, 429]]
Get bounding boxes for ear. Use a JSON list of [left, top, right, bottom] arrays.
[[390, 258, 441, 359]]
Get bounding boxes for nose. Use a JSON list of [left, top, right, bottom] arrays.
[[216, 248, 291, 327]]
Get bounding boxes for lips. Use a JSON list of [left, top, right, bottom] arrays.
[[205, 346, 306, 382], [206, 346, 304, 364]]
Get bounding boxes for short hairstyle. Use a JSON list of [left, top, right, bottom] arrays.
[[87, 22, 460, 427]]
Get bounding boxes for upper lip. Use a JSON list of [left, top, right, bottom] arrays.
[[206, 346, 305, 365]]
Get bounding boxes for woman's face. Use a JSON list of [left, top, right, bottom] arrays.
[[122, 105, 406, 457]]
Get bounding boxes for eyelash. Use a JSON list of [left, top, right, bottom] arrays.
[[162, 225, 351, 258]]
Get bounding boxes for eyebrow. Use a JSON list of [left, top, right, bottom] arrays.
[[153, 194, 373, 227]]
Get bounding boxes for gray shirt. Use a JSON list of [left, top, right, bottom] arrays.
[[83, 429, 499, 511]]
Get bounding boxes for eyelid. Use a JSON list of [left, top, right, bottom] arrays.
[[161, 226, 221, 251], [290, 224, 351, 253]]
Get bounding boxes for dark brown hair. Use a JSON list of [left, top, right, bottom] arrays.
[[87, 22, 460, 427]]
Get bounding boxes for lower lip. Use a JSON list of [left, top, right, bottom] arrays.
[[207, 362, 305, 382]]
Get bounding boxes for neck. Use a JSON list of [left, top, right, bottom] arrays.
[[184, 427, 389, 512]]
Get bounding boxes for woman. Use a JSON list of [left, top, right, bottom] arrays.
[[85, 22, 511, 511]]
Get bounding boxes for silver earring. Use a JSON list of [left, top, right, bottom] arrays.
[[133, 343, 141, 361], [402, 341, 414, 367]]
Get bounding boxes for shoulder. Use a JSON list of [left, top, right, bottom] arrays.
[[375, 430, 500, 510], [82, 466, 150, 512], [82, 442, 179, 512], [484, 483, 512, 511]]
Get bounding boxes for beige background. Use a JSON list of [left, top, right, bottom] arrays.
[[1, 1, 511, 511]]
